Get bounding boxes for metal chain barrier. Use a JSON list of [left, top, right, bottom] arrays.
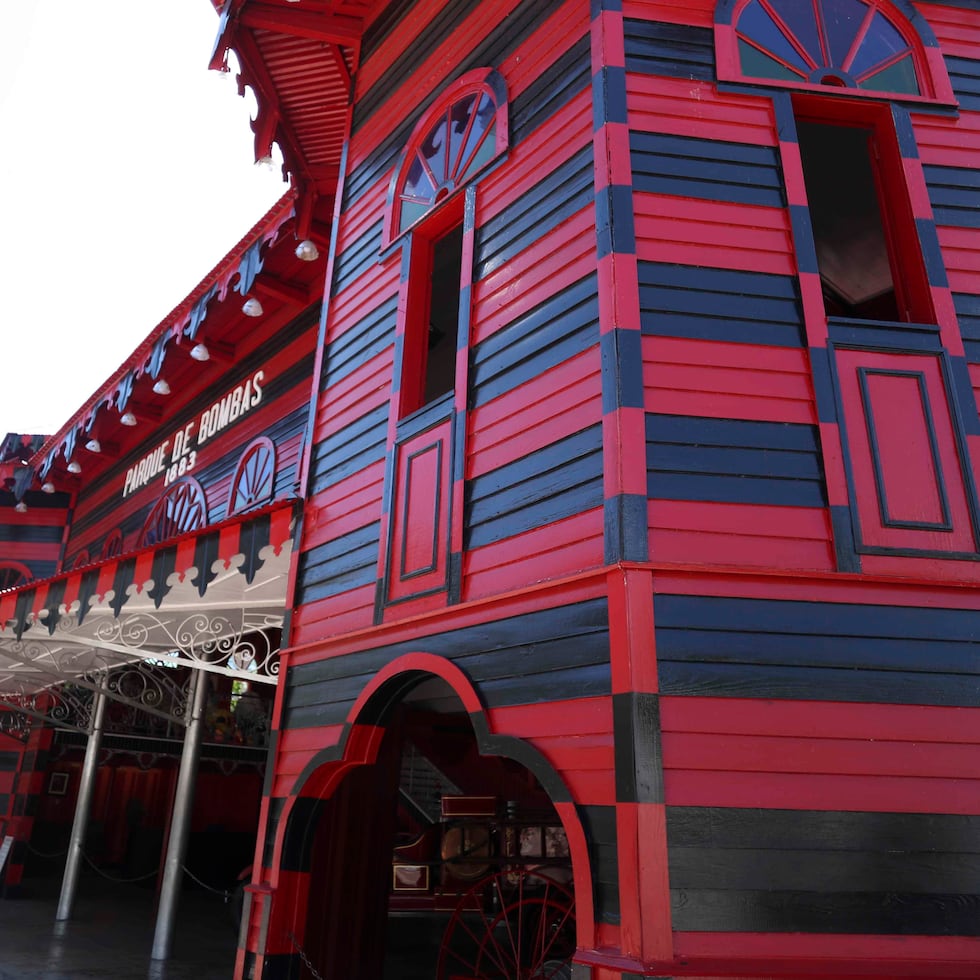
[[287, 930, 327, 980], [180, 863, 231, 902], [80, 850, 158, 883], [26, 841, 68, 860]]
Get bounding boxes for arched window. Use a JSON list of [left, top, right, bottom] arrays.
[[138, 478, 208, 548], [716, 0, 953, 103], [71, 550, 91, 570], [0, 561, 32, 591], [101, 529, 124, 560], [385, 69, 508, 244], [228, 437, 276, 515]]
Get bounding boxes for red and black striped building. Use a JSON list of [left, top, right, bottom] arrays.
[[2, 1, 980, 978]]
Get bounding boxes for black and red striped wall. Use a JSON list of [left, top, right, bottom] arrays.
[[241, 1, 980, 978]]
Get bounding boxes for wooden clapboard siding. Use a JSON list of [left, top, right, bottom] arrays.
[[643, 337, 815, 425], [344, 0, 584, 211], [634, 193, 795, 276], [923, 80, 980, 300], [468, 348, 601, 479], [460, 511, 604, 603], [0, 500, 68, 580], [649, 500, 834, 570], [622, 0, 713, 28], [301, 0, 597, 621], [487, 698, 615, 806], [666, 803, 980, 934], [628, 76, 775, 146], [623, 18, 715, 81], [465, 425, 604, 550], [654, 592, 980, 708], [283, 598, 611, 730], [639, 263, 804, 348], [647, 415, 826, 508]]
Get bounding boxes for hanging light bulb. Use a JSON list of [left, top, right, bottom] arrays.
[[67, 460, 82, 474], [190, 343, 210, 362], [14, 501, 27, 514], [295, 239, 319, 262], [152, 379, 171, 395], [41, 482, 55, 494], [85, 439, 102, 453], [242, 297, 263, 317], [120, 412, 138, 427]]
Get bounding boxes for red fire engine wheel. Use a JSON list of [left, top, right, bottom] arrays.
[[436, 868, 575, 980]]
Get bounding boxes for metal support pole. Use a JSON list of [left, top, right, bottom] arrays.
[[56, 689, 106, 921], [151, 669, 209, 961]]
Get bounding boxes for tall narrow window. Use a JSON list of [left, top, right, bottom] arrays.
[[793, 101, 932, 324], [412, 223, 463, 415]]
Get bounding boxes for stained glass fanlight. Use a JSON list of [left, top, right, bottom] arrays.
[[736, 0, 919, 95], [138, 478, 208, 548], [397, 86, 502, 233], [229, 438, 276, 515]]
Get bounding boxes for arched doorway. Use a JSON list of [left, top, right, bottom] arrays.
[[283, 671, 579, 980]]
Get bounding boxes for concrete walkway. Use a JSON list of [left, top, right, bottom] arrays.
[[0, 871, 238, 980]]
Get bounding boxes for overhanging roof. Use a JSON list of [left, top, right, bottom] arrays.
[[0, 502, 296, 703]]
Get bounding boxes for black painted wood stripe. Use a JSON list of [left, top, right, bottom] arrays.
[[826, 317, 942, 352], [647, 415, 826, 508], [331, 220, 384, 296], [924, 163, 980, 228], [0, 751, 18, 771], [466, 425, 604, 549], [511, 35, 591, 146], [322, 297, 398, 390], [283, 598, 610, 727], [655, 593, 980, 706], [0, 525, 63, 544], [657, 592, 980, 645], [359, 0, 415, 62], [668, 807, 980, 854], [474, 147, 594, 281], [613, 692, 663, 804], [296, 521, 381, 605], [631, 132, 784, 208], [623, 19, 715, 81], [470, 273, 600, 407], [671, 886, 980, 935], [309, 402, 388, 493], [947, 55, 980, 112], [639, 261, 804, 347], [579, 804, 620, 925], [955, 292, 980, 363]]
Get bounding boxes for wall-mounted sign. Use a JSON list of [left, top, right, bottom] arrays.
[[122, 370, 265, 498]]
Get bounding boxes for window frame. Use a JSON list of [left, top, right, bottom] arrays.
[[791, 92, 934, 326], [396, 193, 468, 422]]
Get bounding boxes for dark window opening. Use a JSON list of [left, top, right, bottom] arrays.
[[422, 224, 463, 408], [797, 119, 900, 321]]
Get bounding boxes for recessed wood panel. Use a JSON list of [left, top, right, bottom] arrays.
[[835, 348, 978, 555], [386, 419, 452, 604]]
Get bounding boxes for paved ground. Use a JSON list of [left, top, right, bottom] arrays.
[[0, 871, 238, 980]]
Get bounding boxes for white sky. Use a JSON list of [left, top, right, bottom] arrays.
[[0, 1, 288, 436]]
